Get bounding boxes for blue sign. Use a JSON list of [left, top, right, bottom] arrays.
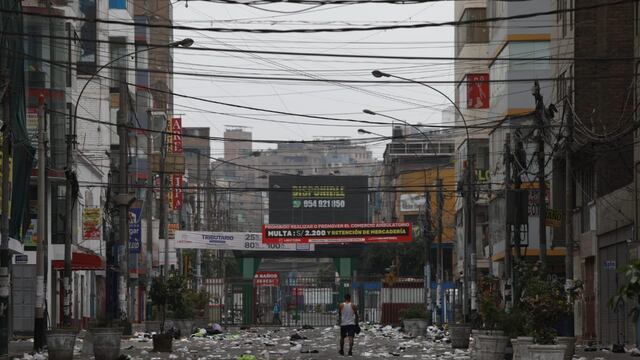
[[14, 254, 28, 264], [129, 208, 142, 254]]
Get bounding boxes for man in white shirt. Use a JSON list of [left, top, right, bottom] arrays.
[[338, 294, 359, 356]]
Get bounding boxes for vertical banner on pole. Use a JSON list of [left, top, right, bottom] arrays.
[[129, 207, 142, 254]]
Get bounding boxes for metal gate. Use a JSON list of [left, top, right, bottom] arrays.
[[205, 276, 427, 327]]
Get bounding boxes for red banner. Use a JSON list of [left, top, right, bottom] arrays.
[[254, 271, 280, 287], [262, 223, 412, 244], [466, 73, 490, 109], [171, 117, 183, 153], [170, 175, 183, 210]]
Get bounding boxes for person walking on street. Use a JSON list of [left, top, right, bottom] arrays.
[[273, 301, 281, 325], [338, 294, 358, 356]]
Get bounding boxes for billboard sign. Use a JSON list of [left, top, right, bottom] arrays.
[[399, 193, 425, 212], [269, 176, 368, 225], [171, 117, 183, 153], [175, 231, 315, 251], [262, 223, 412, 244], [169, 175, 183, 210], [466, 73, 490, 109]]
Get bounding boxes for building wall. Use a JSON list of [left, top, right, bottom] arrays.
[[395, 166, 456, 245]]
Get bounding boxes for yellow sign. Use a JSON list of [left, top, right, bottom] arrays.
[[545, 208, 562, 228]]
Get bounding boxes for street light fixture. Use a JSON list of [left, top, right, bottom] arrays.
[[371, 69, 475, 323], [64, 38, 195, 327]]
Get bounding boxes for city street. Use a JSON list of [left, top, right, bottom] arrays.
[[8, 326, 640, 360]]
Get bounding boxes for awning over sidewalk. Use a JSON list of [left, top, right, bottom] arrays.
[[52, 252, 104, 271]]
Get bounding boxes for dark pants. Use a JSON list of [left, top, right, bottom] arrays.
[[340, 325, 357, 338]]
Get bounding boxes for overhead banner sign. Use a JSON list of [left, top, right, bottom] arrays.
[[175, 231, 315, 252], [262, 223, 412, 244]]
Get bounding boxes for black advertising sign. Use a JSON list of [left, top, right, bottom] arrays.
[[268, 176, 368, 225]]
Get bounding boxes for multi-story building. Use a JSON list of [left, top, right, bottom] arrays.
[[452, 0, 492, 317], [454, 0, 563, 320], [375, 124, 456, 322], [552, 0, 635, 346]]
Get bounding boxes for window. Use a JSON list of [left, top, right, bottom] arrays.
[[558, 0, 567, 37], [507, 41, 551, 71], [110, 0, 126, 9], [51, 184, 66, 244], [109, 39, 127, 88], [455, 8, 488, 55], [558, 71, 567, 103]]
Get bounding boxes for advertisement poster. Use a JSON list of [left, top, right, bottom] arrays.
[[262, 223, 412, 244], [466, 73, 490, 109], [82, 207, 101, 240]]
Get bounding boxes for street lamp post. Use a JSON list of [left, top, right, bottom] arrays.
[[71, 38, 194, 323], [371, 70, 476, 321]]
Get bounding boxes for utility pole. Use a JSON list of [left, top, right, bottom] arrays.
[[533, 81, 547, 269], [423, 185, 432, 324], [206, 166, 212, 231], [0, 89, 11, 358], [468, 155, 477, 313], [116, 82, 130, 321], [145, 129, 154, 316], [435, 177, 444, 325], [504, 136, 512, 308], [63, 101, 77, 326], [34, 95, 46, 350], [565, 97, 575, 336], [195, 150, 202, 289], [159, 121, 168, 276]]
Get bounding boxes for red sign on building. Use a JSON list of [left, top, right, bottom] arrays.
[[466, 73, 490, 109], [170, 175, 183, 210], [254, 271, 280, 287], [262, 223, 412, 244], [171, 117, 183, 153]]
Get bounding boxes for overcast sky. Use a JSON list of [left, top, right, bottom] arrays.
[[172, 2, 454, 159]]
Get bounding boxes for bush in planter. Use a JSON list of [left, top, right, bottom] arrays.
[[183, 289, 208, 318], [477, 275, 505, 331], [149, 273, 185, 352], [399, 304, 427, 320], [399, 305, 427, 337], [518, 262, 571, 345]]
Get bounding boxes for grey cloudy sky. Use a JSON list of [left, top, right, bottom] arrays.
[[172, 1, 455, 159]]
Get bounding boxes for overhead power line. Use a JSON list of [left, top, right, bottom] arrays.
[[5, 0, 636, 34]]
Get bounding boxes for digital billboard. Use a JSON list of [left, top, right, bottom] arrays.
[[268, 175, 368, 225]]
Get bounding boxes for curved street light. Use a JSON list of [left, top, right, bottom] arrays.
[[74, 38, 195, 130], [372, 69, 476, 323], [371, 70, 469, 142], [65, 38, 194, 325]]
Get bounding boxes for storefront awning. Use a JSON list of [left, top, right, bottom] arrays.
[[52, 252, 104, 271]]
